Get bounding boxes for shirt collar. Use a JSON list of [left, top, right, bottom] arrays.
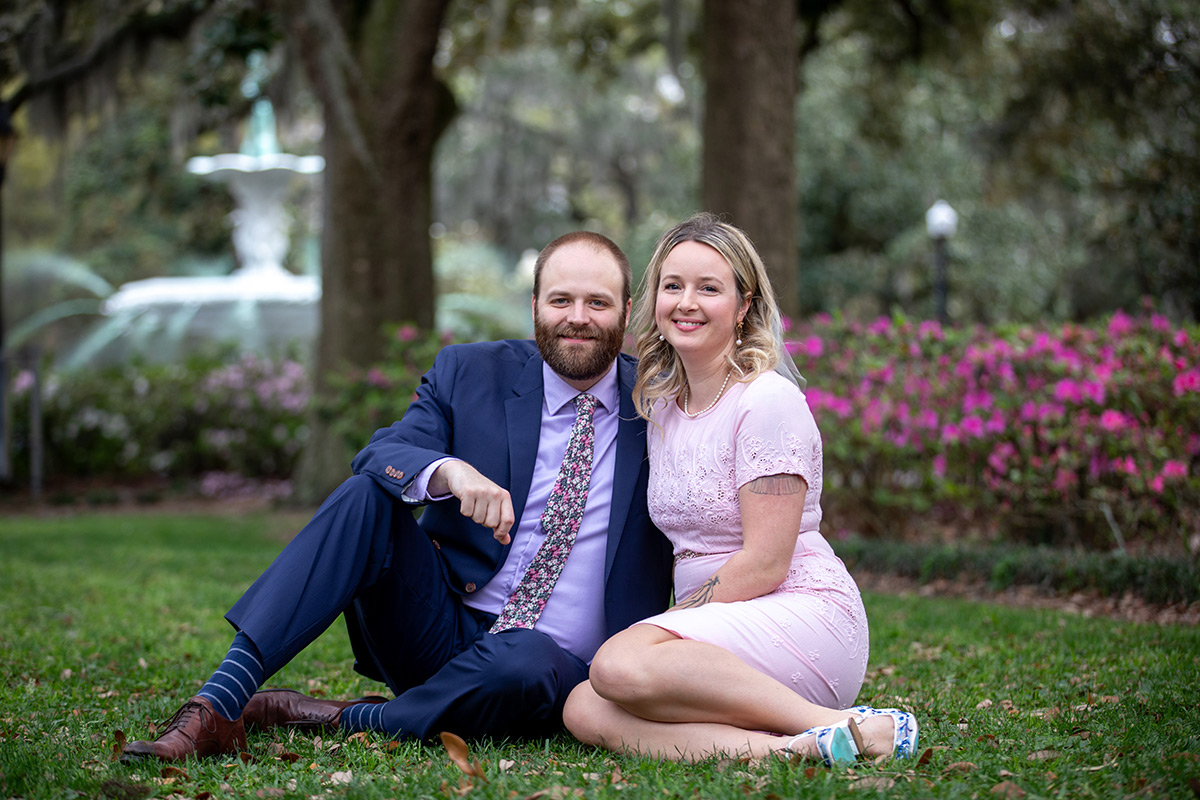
[[542, 359, 619, 416]]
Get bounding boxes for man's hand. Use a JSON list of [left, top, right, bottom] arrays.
[[430, 460, 515, 544]]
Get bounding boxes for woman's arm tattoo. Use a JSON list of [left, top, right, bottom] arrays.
[[746, 474, 805, 495], [675, 575, 720, 609]]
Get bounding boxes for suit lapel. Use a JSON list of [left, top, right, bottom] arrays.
[[605, 355, 646, 584], [505, 354, 545, 529]]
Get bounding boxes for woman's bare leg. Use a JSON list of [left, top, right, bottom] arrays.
[[564, 680, 818, 762], [585, 623, 897, 757]]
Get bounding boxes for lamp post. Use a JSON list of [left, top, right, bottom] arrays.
[[925, 199, 958, 325], [0, 102, 16, 482]]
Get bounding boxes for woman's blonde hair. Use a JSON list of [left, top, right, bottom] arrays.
[[631, 212, 786, 419]]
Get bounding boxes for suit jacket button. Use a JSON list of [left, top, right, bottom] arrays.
[[464, 582, 477, 593], [431, 540, 441, 550]]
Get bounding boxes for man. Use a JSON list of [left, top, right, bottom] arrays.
[[122, 231, 673, 761]]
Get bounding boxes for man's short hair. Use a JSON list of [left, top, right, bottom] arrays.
[[532, 231, 632, 306]]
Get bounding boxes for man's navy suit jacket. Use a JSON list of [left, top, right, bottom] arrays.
[[350, 339, 674, 640]]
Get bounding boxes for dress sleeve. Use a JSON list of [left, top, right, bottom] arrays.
[[733, 374, 824, 494]]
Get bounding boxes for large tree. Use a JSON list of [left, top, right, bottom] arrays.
[[700, 0, 799, 317], [278, 0, 455, 501]]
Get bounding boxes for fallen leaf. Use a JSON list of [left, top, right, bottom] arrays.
[[440, 731, 486, 778], [990, 780, 1026, 798], [916, 747, 934, 766], [111, 730, 127, 761], [498, 759, 516, 772], [976, 699, 993, 709], [255, 789, 285, 798], [854, 776, 895, 790], [239, 752, 255, 765], [329, 770, 353, 785], [277, 752, 300, 764], [1028, 749, 1060, 761], [160, 766, 189, 780], [945, 761, 977, 773], [523, 788, 583, 800]]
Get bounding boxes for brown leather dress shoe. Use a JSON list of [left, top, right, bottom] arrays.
[[242, 688, 389, 731], [121, 696, 246, 762]]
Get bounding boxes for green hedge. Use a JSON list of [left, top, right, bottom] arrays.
[[836, 535, 1200, 606]]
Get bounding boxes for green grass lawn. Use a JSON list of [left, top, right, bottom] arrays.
[[2, 510, 1198, 799]]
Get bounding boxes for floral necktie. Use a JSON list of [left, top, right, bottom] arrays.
[[490, 393, 598, 633]]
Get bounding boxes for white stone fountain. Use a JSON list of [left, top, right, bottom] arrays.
[[63, 99, 324, 367]]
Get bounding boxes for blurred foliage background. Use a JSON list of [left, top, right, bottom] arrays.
[[1, 0, 1197, 516], [3, 0, 1196, 339]]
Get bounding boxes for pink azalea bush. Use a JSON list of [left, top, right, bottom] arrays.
[[322, 325, 461, 454], [791, 308, 1200, 552], [7, 351, 311, 483]]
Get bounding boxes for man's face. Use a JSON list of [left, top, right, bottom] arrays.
[[532, 243, 630, 391]]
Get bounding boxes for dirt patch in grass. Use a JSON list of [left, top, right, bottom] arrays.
[[857, 570, 1200, 627]]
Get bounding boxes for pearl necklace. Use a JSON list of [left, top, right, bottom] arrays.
[[683, 370, 732, 418]]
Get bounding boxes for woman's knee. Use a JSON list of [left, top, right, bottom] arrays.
[[588, 634, 656, 704], [562, 681, 606, 746]]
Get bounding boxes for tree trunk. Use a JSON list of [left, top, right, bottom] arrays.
[[287, 0, 453, 503], [701, 0, 799, 319]]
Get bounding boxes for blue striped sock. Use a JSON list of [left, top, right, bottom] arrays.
[[340, 701, 389, 734], [197, 631, 265, 721]]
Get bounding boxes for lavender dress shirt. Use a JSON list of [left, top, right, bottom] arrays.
[[404, 361, 620, 663]]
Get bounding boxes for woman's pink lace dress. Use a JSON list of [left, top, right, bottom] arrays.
[[638, 371, 869, 709]]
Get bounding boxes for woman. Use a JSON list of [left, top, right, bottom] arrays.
[[563, 213, 919, 764]]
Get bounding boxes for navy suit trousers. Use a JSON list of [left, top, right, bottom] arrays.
[[226, 474, 589, 740]]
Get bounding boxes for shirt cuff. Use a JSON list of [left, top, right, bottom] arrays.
[[402, 457, 458, 503]]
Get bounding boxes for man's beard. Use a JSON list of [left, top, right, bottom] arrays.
[[534, 314, 627, 383]]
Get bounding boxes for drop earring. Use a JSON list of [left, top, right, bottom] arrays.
[[735, 320, 744, 346]]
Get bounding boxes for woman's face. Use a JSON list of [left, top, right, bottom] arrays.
[[654, 240, 749, 364]]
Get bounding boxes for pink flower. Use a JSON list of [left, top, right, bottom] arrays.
[[1113, 456, 1138, 475], [933, 454, 947, 478], [1053, 379, 1082, 404], [988, 443, 1016, 474], [1108, 310, 1134, 337], [800, 335, 825, 358], [367, 367, 390, 388], [916, 409, 939, 430], [940, 423, 962, 444], [918, 320, 944, 340], [1052, 468, 1077, 492], [397, 324, 419, 342], [1162, 460, 1188, 480], [1149, 475, 1165, 494], [1150, 314, 1171, 332], [1098, 409, 1130, 432], [1173, 370, 1200, 396], [961, 416, 985, 438]]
